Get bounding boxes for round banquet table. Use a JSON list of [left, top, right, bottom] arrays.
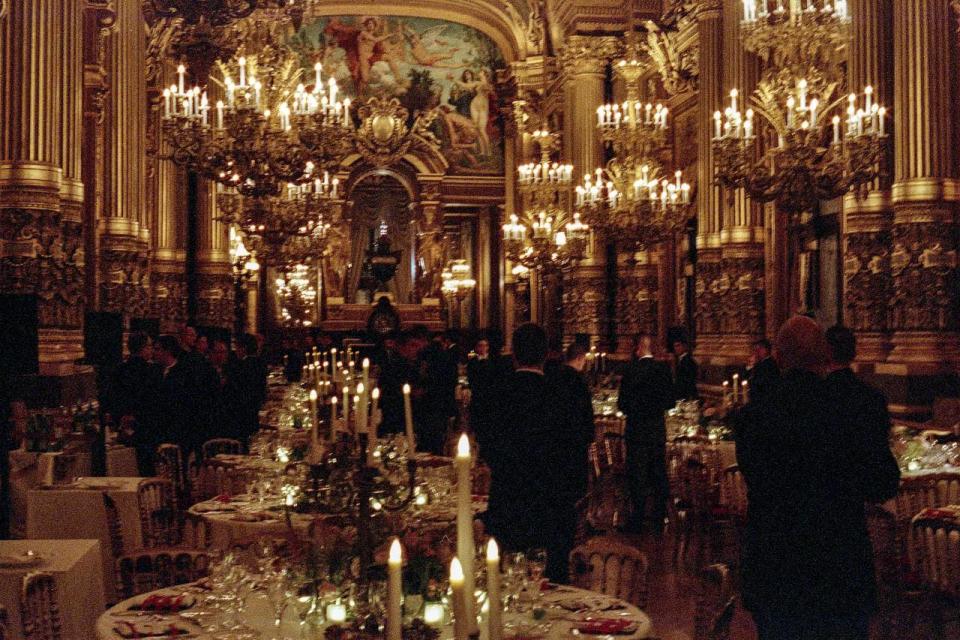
[[96, 580, 651, 640], [189, 494, 489, 551]]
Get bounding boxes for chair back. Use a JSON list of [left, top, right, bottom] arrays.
[[20, 572, 61, 640], [718, 465, 747, 519], [202, 438, 242, 459], [195, 458, 255, 501], [569, 535, 649, 607], [137, 478, 180, 548], [910, 511, 960, 599], [693, 563, 734, 640], [895, 473, 959, 523], [154, 444, 185, 498], [116, 550, 212, 599], [102, 493, 126, 559], [865, 503, 900, 606]]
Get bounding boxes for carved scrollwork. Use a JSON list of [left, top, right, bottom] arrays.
[[843, 230, 891, 334], [889, 218, 959, 333], [642, 18, 699, 96], [151, 271, 188, 325], [559, 36, 621, 78], [99, 246, 151, 318], [196, 273, 235, 329], [616, 272, 659, 339], [562, 275, 607, 336], [695, 257, 765, 337], [354, 98, 443, 169]]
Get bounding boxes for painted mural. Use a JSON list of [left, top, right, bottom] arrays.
[[288, 15, 506, 173]]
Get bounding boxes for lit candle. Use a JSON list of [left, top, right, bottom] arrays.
[[326, 600, 347, 623], [238, 57, 246, 87], [371, 387, 381, 432], [356, 382, 368, 434], [362, 357, 370, 394], [177, 64, 185, 95], [330, 396, 339, 441], [402, 383, 415, 452], [742, 380, 750, 404], [487, 539, 502, 640], [450, 558, 468, 640], [342, 385, 351, 431], [387, 539, 403, 640], [732, 374, 740, 403], [309, 388, 319, 456], [722, 380, 730, 403], [832, 115, 841, 144], [455, 434, 476, 633]]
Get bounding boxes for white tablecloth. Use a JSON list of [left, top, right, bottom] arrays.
[[26, 477, 145, 602], [0, 539, 105, 640], [96, 581, 651, 640]]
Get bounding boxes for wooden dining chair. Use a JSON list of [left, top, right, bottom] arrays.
[[103, 493, 126, 560], [20, 572, 62, 640], [201, 438, 243, 459], [154, 443, 186, 501], [137, 478, 180, 548], [909, 512, 960, 636], [693, 563, 734, 640], [115, 550, 213, 599], [569, 535, 650, 608]]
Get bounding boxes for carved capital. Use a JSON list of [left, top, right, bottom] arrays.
[[642, 18, 699, 95], [694, 256, 765, 337], [889, 214, 959, 333], [196, 272, 235, 329], [83, 1, 116, 67], [559, 35, 620, 78], [843, 229, 892, 334]]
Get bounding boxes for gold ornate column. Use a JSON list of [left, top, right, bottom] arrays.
[[151, 63, 188, 331], [195, 177, 233, 329], [888, 0, 959, 368], [414, 176, 445, 304], [705, 0, 766, 363], [843, 0, 894, 363], [693, 0, 727, 360], [100, 0, 149, 319], [559, 36, 618, 344], [0, 0, 86, 372]]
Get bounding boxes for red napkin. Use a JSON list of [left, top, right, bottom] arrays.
[[130, 594, 192, 612], [215, 493, 232, 503], [575, 618, 636, 635]]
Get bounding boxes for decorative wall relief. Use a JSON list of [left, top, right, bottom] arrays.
[[695, 257, 765, 337], [843, 229, 891, 334], [562, 275, 607, 337], [196, 272, 235, 329], [151, 270, 188, 326], [616, 271, 659, 339], [99, 245, 150, 318], [889, 218, 959, 333]]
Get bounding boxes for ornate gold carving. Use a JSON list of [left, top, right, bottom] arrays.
[[843, 229, 891, 334], [196, 272, 235, 329], [559, 35, 621, 77], [694, 256, 765, 336], [99, 241, 150, 317], [889, 216, 959, 333], [500, 0, 545, 54], [616, 271, 658, 338], [642, 18, 699, 95], [151, 270, 188, 325], [354, 98, 443, 169], [562, 274, 607, 336]]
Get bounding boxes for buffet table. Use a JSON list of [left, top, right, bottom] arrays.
[[96, 580, 651, 640], [0, 539, 105, 640]]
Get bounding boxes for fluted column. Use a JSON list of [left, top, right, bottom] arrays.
[[194, 176, 233, 329], [842, 0, 894, 362], [888, 0, 960, 367], [151, 63, 188, 331], [559, 36, 618, 345], [696, 1, 724, 251], [0, 0, 86, 371], [100, 0, 149, 318]]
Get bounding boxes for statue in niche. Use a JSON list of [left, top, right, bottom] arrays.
[[347, 176, 413, 302], [416, 206, 445, 299]]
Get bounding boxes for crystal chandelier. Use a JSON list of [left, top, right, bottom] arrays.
[[576, 32, 692, 250], [276, 263, 317, 327], [713, 0, 886, 215], [504, 128, 589, 272], [441, 260, 477, 300]]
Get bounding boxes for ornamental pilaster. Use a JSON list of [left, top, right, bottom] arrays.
[[695, 0, 723, 251], [415, 176, 445, 300], [888, 0, 960, 366]]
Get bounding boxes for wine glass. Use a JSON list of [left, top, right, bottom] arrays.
[[288, 580, 318, 639], [264, 570, 289, 639], [502, 552, 527, 614], [527, 548, 548, 588]]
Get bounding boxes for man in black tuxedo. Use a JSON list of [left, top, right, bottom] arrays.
[[735, 317, 900, 640], [231, 333, 267, 446], [485, 323, 568, 581], [154, 335, 196, 460], [617, 333, 675, 533], [111, 332, 162, 475], [747, 338, 780, 406], [673, 337, 699, 400]]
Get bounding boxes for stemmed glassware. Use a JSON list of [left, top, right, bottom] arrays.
[[502, 552, 528, 614], [527, 547, 547, 598]]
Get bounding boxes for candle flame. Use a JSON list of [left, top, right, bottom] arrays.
[[363, 357, 370, 368], [456, 433, 470, 458], [372, 387, 380, 400], [309, 389, 317, 401], [402, 383, 411, 394], [450, 557, 464, 582], [357, 382, 365, 394], [389, 538, 403, 564], [331, 396, 337, 405], [487, 538, 499, 561]]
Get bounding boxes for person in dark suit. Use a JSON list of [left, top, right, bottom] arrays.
[[154, 335, 196, 460], [231, 333, 267, 446], [467, 335, 501, 436], [735, 317, 900, 640], [378, 330, 419, 436], [548, 342, 596, 568], [618, 333, 675, 533], [673, 337, 699, 400], [747, 338, 780, 406], [111, 332, 162, 475], [484, 323, 568, 581]]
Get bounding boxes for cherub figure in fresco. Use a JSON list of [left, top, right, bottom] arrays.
[[325, 16, 395, 93], [402, 22, 461, 68]]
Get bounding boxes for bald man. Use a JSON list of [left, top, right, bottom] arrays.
[[734, 316, 899, 640]]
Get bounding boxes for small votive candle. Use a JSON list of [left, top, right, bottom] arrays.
[[424, 602, 445, 626], [326, 601, 347, 623]]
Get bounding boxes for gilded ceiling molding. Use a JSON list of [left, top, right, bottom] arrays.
[[548, 0, 662, 36], [558, 35, 621, 77]]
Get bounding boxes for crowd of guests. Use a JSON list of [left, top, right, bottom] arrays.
[[105, 326, 268, 475]]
